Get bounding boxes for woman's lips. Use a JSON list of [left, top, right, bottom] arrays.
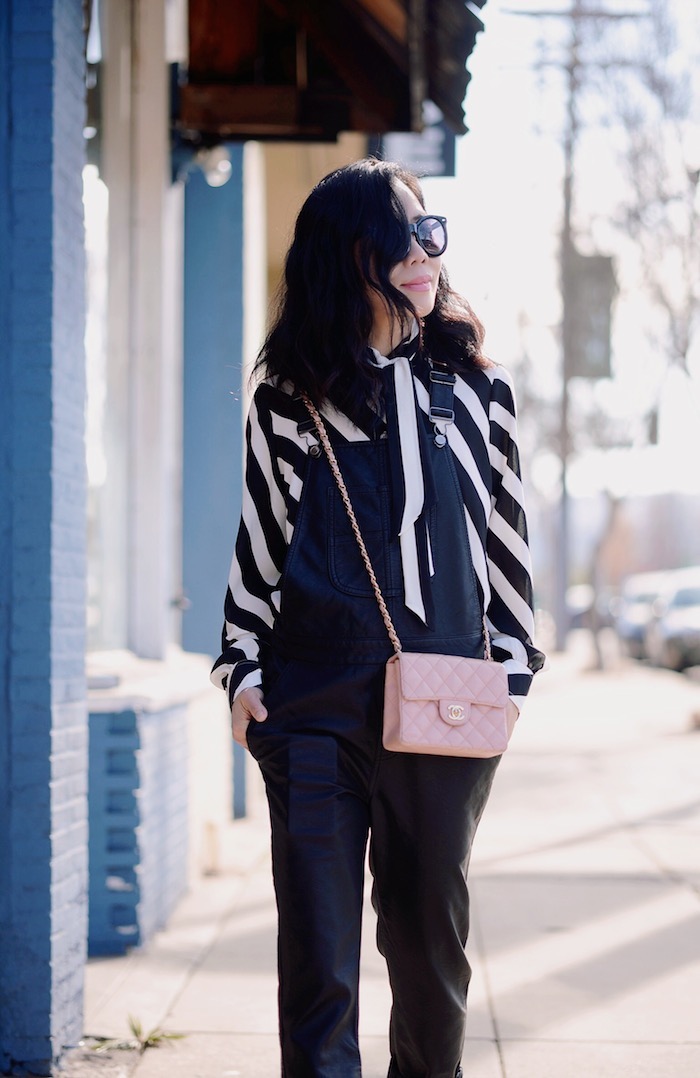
[[402, 276, 433, 292]]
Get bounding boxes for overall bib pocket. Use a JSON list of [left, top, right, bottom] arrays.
[[328, 485, 400, 598]]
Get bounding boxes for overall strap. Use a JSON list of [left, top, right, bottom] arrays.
[[428, 363, 456, 447]]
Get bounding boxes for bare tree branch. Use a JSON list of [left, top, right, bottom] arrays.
[[607, 0, 699, 375]]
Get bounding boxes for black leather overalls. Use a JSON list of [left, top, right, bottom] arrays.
[[247, 403, 501, 1078]]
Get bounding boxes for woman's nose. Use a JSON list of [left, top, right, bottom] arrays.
[[408, 235, 427, 261]]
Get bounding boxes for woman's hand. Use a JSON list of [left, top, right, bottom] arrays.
[[231, 687, 268, 750]]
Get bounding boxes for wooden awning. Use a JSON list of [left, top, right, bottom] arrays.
[[177, 0, 487, 143]]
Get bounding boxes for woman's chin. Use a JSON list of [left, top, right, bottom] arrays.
[[412, 299, 436, 319]]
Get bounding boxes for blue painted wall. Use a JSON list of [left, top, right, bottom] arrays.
[[0, 14, 13, 1051], [0, 2, 88, 1073], [182, 152, 246, 657], [88, 704, 189, 956]]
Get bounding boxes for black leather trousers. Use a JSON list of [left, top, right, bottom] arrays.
[[248, 658, 498, 1078]]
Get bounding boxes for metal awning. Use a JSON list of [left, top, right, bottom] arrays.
[[177, 0, 488, 143]]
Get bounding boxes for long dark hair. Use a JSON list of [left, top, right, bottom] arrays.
[[255, 158, 489, 420]]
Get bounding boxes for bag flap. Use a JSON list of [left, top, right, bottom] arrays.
[[396, 651, 508, 708]]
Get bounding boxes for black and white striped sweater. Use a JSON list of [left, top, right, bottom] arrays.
[[211, 356, 545, 711]]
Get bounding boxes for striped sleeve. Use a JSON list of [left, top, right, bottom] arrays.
[[484, 366, 546, 708], [210, 386, 290, 706]]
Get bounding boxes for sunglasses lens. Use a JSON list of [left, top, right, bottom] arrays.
[[417, 217, 446, 256]]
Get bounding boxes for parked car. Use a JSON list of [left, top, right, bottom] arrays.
[[614, 571, 672, 660], [644, 567, 700, 671]]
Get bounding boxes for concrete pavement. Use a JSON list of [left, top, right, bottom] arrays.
[[70, 636, 700, 1077]]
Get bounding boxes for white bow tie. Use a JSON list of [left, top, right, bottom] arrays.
[[369, 346, 431, 624]]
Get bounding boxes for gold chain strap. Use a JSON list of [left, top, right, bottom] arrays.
[[302, 394, 403, 655], [300, 393, 493, 662]]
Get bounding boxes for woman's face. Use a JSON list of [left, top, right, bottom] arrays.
[[388, 180, 443, 320], [367, 179, 444, 351]]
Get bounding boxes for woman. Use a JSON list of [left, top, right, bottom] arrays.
[[212, 158, 545, 1078]]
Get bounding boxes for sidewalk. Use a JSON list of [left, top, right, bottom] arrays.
[[71, 638, 700, 1077]]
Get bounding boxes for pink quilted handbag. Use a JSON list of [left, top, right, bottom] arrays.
[[303, 396, 512, 759], [383, 651, 509, 758]]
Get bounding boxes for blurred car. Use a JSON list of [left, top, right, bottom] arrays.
[[644, 568, 700, 671], [614, 571, 671, 660]]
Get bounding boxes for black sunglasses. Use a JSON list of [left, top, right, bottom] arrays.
[[406, 215, 448, 257]]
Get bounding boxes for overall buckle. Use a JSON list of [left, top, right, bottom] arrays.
[[429, 369, 455, 447]]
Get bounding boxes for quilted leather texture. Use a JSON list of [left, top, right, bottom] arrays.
[[383, 652, 509, 758]]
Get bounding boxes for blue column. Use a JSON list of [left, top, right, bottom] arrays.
[[182, 151, 245, 654], [182, 154, 247, 817], [0, 2, 88, 1073]]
